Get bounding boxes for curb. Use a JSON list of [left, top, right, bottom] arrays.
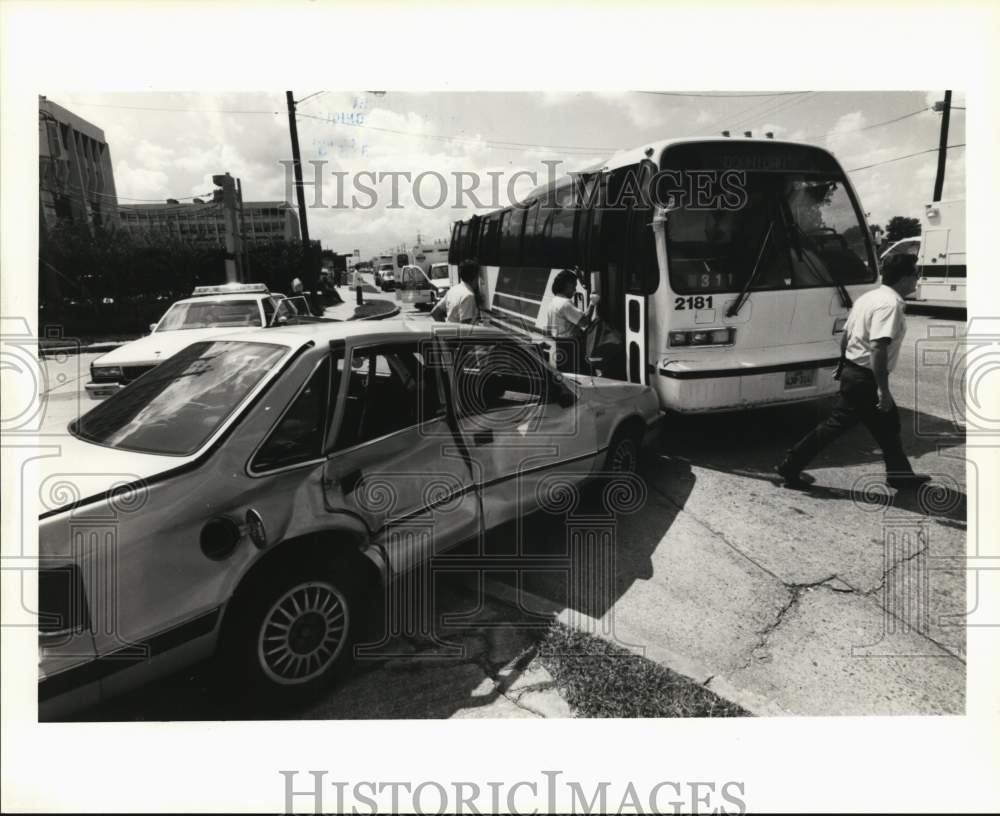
[[355, 305, 401, 321], [474, 576, 789, 718]]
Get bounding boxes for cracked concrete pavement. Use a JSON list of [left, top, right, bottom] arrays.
[[501, 313, 967, 715]]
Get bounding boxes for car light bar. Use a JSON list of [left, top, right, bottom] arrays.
[[668, 328, 735, 347], [192, 283, 270, 297]]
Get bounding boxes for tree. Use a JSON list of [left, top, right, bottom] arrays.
[[885, 216, 921, 244]]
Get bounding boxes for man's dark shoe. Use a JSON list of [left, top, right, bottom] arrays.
[[887, 473, 932, 490], [775, 461, 814, 490]]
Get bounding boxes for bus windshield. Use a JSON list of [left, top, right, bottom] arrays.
[[665, 173, 876, 295]]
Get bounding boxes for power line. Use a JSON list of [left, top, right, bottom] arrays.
[[701, 91, 814, 133], [60, 99, 617, 155], [295, 91, 326, 106], [62, 101, 283, 115], [637, 90, 809, 98], [295, 111, 617, 154], [728, 92, 816, 132], [847, 143, 965, 172]]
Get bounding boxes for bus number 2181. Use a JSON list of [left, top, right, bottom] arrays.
[[674, 296, 714, 310]]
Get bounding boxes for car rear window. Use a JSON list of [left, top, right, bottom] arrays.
[[72, 341, 287, 455], [157, 299, 263, 330]]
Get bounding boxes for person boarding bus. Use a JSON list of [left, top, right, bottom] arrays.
[[545, 268, 600, 373]]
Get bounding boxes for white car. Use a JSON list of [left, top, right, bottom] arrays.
[[39, 320, 661, 716], [428, 262, 451, 298], [85, 283, 289, 399]]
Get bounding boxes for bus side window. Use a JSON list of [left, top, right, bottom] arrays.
[[479, 215, 500, 265], [448, 221, 461, 264], [522, 201, 545, 267], [499, 207, 527, 266]]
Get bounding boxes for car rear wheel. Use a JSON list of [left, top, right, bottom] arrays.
[[604, 424, 641, 475], [224, 557, 359, 704]]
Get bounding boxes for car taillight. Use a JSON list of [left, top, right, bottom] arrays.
[[668, 328, 735, 347]]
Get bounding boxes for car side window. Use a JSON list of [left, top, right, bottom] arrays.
[[448, 338, 552, 418], [261, 297, 275, 326], [334, 343, 444, 450], [251, 353, 340, 472]]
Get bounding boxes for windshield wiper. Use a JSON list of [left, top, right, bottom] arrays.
[[781, 207, 852, 308], [726, 220, 774, 318]]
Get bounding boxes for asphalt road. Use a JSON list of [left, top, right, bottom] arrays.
[[36, 308, 968, 718]]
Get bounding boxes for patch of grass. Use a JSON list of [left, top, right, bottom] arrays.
[[536, 623, 750, 718], [351, 300, 398, 320]]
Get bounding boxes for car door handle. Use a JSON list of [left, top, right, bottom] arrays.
[[473, 430, 493, 446]]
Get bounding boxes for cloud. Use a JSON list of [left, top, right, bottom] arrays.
[[114, 160, 169, 201]]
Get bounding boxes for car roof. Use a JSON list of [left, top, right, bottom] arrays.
[[213, 318, 516, 350], [171, 292, 272, 306]]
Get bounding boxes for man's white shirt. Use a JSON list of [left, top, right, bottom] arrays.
[[441, 281, 479, 323], [843, 284, 906, 372]]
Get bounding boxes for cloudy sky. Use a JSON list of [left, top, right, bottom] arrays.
[[50, 90, 965, 258]]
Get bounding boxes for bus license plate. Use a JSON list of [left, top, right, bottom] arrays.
[[784, 369, 816, 389]]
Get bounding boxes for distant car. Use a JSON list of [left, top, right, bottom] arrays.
[[85, 283, 288, 399], [375, 264, 396, 291], [880, 236, 921, 263], [39, 320, 661, 717], [427, 262, 451, 299], [879, 237, 921, 300]]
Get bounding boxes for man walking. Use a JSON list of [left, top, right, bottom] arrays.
[[776, 253, 930, 491]]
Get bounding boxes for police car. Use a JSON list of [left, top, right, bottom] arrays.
[[84, 284, 292, 399], [39, 319, 661, 716]]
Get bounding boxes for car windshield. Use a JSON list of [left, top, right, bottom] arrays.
[[156, 299, 262, 330], [71, 341, 287, 455], [429, 266, 449, 280], [665, 173, 876, 294]]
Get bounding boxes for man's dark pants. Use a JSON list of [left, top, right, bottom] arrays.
[[784, 361, 914, 476]]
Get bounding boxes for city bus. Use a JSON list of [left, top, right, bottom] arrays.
[[448, 137, 880, 413], [915, 199, 965, 308]]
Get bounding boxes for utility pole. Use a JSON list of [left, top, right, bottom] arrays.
[[237, 177, 251, 280], [285, 91, 311, 246], [932, 90, 952, 202], [212, 172, 242, 282]]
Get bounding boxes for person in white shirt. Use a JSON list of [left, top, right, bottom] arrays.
[[776, 253, 930, 490], [430, 260, 480, 324], [545, 268, 599, 373]]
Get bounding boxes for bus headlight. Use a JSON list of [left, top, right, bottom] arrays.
[[668, 328, 735, 347], [832, 317, 848, 334]]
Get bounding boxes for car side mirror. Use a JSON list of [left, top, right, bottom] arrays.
[[148, 323, 157, 333]]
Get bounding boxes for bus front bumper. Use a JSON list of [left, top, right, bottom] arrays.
[[654, 352, 841, 413]]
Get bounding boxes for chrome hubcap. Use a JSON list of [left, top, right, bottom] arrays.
[[258, 582, 348, 685]]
